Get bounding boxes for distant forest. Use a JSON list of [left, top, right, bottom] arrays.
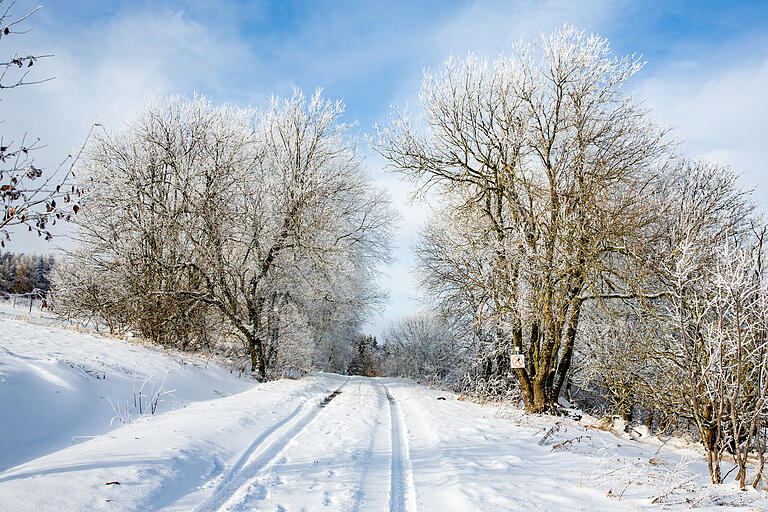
[[0, 252, 55, 295]]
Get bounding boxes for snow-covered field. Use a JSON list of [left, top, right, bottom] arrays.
[[1, 305, 766, 511]]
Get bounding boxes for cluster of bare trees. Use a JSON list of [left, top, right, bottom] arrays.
[[54, 92, 394, 380], [574, 163, 768, 487], [376, 26, 671, 412], [376, 26, 767, 488], [347, 334, 385, 377], [381, 313, 458, 384]]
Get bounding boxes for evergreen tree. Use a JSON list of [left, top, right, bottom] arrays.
[[0, 251, 55, 294], [347, 335, 383, 377]]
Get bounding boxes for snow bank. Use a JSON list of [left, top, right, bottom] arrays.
[[0, 304, 253, 470]]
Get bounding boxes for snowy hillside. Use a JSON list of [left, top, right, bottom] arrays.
[[0, 304, 254, 471], [1, 310, 767, 511]]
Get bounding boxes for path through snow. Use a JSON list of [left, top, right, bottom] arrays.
[[2, 310, 767, 511]]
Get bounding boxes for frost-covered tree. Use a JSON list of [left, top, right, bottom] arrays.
[[55, 96, 232, 347], [185, 91, 393, 378], [347, 334, 384, 377], [311, 269, 384, 373], [415, 201, 509, 393], [56, 92, 393, 380], [52, 249, 129, 332], [704, 237, 768, 488], [571, 306, 650, 422], [575, 160, 767, 487], [376, 26, 671, 412], [644, 162, 757, 485], [382, 312, 458, 385]]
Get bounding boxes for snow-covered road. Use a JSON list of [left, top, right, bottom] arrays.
[[2, 310, 767, 511], [0, 373, 561, 511], [0, 372, 722, 511], [189, 378, 408, 512]]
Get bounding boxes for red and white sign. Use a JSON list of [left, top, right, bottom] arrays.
[[510, 354, 525, 369]]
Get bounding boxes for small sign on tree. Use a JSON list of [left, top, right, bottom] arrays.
[[510, 353, 525, 369]]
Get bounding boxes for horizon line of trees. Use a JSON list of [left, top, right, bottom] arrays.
[[0, 251, 54, 295]]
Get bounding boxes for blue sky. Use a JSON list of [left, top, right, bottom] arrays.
[[5, 0, 768, 334]]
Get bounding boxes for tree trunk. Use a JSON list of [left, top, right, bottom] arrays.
[[246, 333, 266, 380], [257, 340, 267, 379], [553, 296, 582, 399], [516, 367, 534, 408], [519, 309, 579, 413], [754, 423, 765, 489], [646, 407, 654, 431], [699, 404, 722, 484], [620, 405, 633, 423], [531, 378, 551, 413]]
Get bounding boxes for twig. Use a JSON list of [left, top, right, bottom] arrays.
[[552, 435, 591, 450], [538, 422, 561, 446], [650, 476, 694, 504]]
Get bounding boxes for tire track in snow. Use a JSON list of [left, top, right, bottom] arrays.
[[392, 386, 477, 510], [385, 385, 417, 512], [349, 381, 389, 512], [195, 381, 348, 512]]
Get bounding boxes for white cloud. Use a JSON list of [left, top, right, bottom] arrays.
[[431, 0, 616, 58], [2, 8, 256, 252], [15, 9, 255, 142], [639, 57, 768, 207]]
